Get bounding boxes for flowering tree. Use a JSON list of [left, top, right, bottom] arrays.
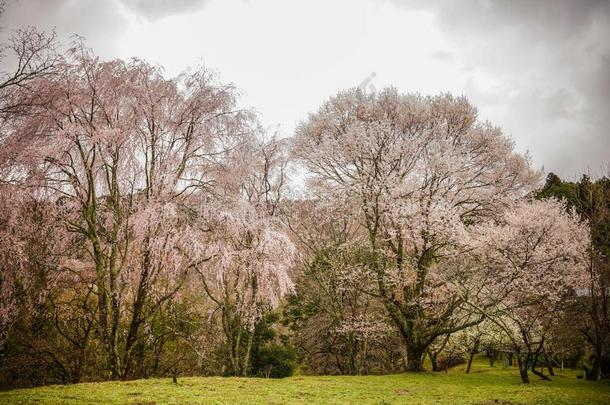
[[0, 44, 252, 379], [0, 25, 59, 121], [466, 199, 589, 383], [241, 134, 290, 216], [282, 192, 403, 375], [0, 184, 70, 355], [0, 23, 60, 305], [191, 134, 296, 376], [196, 200, 296, 376], [294, 88, 539, 371], [0, 188, 27, 348]]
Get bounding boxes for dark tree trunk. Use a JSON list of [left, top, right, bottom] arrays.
[[531, 365, 551, 381], [587, 344, 603, 381], [487, 349, 496, 367], [406, 346, 425, 372], [466, 338, 480, 374], [428, 350, 440, 372], [530, 340, 550, 381], [122, 249, 152, 380], [72, 346, 86, 384], [544, 354, 555, 376], [517, 354, 530, 384]]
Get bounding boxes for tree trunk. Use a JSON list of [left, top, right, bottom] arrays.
[[122, 259, 150, 380], [428, 350, 440, 372], [544, 354, 555, 376], [72, 346, 86, 384], [466, 338, 480, 374], [587, 343, 603, 381], [406, 346, 425, 372], [516, 354, 530, 384], [487, 349, 496, 367], [531, 364, 551, 381], [241, 331, 254, 377], [530, 338, 550, 381]]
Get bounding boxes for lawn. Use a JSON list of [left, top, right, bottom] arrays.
[[1, 359, 609, 404]]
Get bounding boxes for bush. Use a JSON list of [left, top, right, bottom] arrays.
[[252, 344, 297, 378]]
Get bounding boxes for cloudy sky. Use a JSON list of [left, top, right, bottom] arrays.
[[1, 0, 608, 178]]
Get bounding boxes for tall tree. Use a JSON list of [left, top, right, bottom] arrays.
[[196, 135, 296, 376], [466, 199, 589, 383], [293, 88, 539, 371], [283, 195, 400, 375], [0, 45, 251, 379]]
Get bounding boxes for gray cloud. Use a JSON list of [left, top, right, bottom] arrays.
[[118, 0, 209, 21], [392, 0, 608, 39], [387, 0, 610, 178], [0, 0, 129, 59]]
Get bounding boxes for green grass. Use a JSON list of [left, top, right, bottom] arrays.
[[1, 359, 609, 404]]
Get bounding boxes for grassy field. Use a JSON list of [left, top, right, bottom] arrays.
[[1, 359, 609, 404]]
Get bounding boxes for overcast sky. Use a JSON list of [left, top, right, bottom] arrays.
[[1, 0, 608, 179]]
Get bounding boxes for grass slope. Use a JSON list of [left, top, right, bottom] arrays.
[[2, 360, 609, 404]]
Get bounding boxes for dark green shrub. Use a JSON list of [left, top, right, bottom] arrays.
[[253, 344, 297, 378]]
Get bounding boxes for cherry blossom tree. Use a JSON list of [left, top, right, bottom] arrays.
[[465, 199, 590, 383], [241, 133, 290, 216], [196, 200, 296, 376], [293, 88, 539, 371], [0, 16, 60, 343], [0, 44, 253, 379], [0, 25, 60, 121], [193, 135, 297, 376], [282, 192, 404, 375], [0, 185, 67, 352]]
